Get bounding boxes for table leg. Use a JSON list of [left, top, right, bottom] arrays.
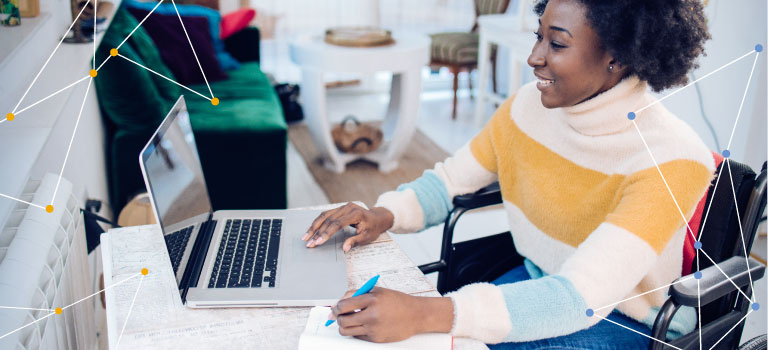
[[300, 69, 346, 173], [379, 70, 422, 172], [474, 31, 492, 128]]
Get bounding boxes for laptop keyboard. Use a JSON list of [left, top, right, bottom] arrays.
[[165, 226, 194, 274], [208, 219, 282, 288]]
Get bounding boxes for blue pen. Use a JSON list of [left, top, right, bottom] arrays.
[[326, 274, 380, 327]]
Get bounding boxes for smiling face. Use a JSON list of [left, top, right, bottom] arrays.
[[527, 0, 626, 108]]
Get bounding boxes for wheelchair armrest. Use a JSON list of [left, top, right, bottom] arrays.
[[418, 182, 502, 282], [670, 256, 765, 307], [452, 182, 502, 210]]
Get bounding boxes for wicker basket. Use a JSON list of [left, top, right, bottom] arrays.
[[331, 116, 383, 154]]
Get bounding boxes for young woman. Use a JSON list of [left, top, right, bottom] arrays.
[[302, 0, 713, 348]]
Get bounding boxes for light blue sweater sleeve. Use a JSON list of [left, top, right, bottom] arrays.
[[397, 170, 453, 230], [496, 274, 591, 342], [500, 259, 695, 342]]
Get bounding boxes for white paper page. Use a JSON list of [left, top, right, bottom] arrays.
[[299, 307, 452, 350], [345, 241, 435, 294]]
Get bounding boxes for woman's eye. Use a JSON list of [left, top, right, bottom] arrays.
[[551, 42, 565, 49], [533, 31, 542, 41]]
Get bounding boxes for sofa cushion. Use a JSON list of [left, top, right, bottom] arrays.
[[125, 0, 241, 71], [186, 95, 286, 133], [220, 8, 256, 39], [190, 62, 272, 99], [126, 7, 228, 86], [95, 6, 181, 132]]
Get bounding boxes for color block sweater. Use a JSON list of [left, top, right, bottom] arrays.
[[374, 76, 715, 344]]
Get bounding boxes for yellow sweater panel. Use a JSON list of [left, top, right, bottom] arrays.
[[471, 96, 713, 254]]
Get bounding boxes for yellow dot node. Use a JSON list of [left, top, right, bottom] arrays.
[[110, 48, 118, 57], [211, 97, 219, 106], [6, 113, 14, 121], [141, 268, 148, 275], [45, 205, 54, 213], [89, 69, 97, 78], [55, 308, 62, 315]]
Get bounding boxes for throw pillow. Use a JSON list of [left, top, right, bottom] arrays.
[[126, 7, 229, 86], [94, 7, 181, 132], [124, 0, 241, 71], [220, 8, 256, 39]]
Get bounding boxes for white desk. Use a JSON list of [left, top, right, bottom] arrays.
[[473, 14, 534, 128], [289, 33, 430, 173], [102, 205, 487, 349]]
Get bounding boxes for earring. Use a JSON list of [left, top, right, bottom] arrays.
[[609, 65, 614, 72]]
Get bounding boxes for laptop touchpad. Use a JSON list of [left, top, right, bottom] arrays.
[[293, 234, 340, 263]]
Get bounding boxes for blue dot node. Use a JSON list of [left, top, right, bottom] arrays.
[[753, 303, 760, 311], [586, 309, 594, 317], [694, 241, 702, 250], [694, 271, 702, 279], [756, 44, 764, 53], [627, 112, 636, 120], [722, 150, 730, 158]]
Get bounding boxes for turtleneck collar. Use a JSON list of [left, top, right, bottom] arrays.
[[559, 75, 649, 136]]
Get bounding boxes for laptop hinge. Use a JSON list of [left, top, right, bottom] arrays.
[[180, 217, 217, 302]]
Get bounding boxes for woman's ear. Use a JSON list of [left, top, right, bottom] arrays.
[[608, 59, 629, 76]]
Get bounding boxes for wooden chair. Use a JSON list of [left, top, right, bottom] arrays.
[[429, 0, 511, 119]]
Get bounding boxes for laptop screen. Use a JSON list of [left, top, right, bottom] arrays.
[[141, 96, 213, 234]]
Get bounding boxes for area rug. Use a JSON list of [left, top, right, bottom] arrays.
[[288, 123, 450, 208]]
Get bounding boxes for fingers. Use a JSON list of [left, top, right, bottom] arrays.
[[327, 289, 357, 320], [341, 289, 356, 299], [303, 209, 336, 241], [342, 235, 361, 253], [336, 308, 367, 328], [342, 228, 374, 253], [307, 203, 364, 248], [339, 325, 367, 337], [333, 293, 374, 316]]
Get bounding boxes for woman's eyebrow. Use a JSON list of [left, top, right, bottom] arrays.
[[550, 26, 573, 38], [538, 19, 574, 38]]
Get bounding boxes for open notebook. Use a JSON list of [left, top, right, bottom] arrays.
[[298, 307, 453, 350]]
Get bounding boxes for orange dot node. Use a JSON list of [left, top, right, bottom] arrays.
[[45, 205, 54, 213], [55, 308, 62, 314], [211, 97, 220, 106], [110, 48, 118, 57], [6, 113, 14, 121], [89, 69, 97, 78], [141, 268, 148, 275]]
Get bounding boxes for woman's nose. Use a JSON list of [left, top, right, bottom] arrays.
[[527, 43, 545, 68]]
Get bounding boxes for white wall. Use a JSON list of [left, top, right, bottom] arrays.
[[653, 0, 767, 171], [246, 0, 474, 36], [494, 0, 767, 170]]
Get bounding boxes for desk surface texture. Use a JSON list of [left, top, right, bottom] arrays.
[[102, 207, 486, 349]]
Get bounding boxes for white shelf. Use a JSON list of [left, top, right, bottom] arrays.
[[0, 14, 51, 67], [0, 2, 121, 225]]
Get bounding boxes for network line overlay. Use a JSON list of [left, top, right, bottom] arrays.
[[0, 1, 765, 349]]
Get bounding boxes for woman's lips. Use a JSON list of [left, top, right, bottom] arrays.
[[536, 78, 554, 91]]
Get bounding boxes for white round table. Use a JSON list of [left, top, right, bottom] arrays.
[[289, 32, 430, 173]]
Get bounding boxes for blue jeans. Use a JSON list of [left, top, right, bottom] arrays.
[[487, 265, 651, 350]]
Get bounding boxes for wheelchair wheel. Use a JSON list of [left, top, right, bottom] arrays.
[[739, 334, 767, 350]]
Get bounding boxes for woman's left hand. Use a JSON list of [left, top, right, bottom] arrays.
[[329, 287, 454, 343]]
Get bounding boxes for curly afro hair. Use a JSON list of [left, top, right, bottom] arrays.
[[533, 0, 711, 92]]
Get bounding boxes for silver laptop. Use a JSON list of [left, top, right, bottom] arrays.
[[139, 96, 348, 308]]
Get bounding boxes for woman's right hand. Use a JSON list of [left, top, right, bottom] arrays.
[[302, 203, 395, 253]]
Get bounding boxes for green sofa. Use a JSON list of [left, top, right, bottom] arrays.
[[95, 7, 287, 215]]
